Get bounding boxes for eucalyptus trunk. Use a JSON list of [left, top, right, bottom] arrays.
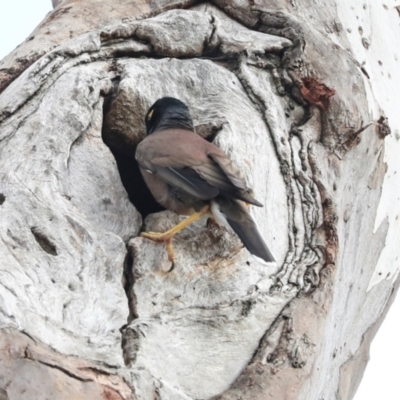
[[0, 1, 398, 399]]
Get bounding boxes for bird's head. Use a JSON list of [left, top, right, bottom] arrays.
[[145, 97, 194, 135]]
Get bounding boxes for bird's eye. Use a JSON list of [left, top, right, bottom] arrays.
[[147, 109, 154, 121]]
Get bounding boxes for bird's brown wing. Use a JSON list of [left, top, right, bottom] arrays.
[[136, 129, 262, 205], [206, 153, 248, 190], [136, 132, 219, 200], [147, 165, 219, 200], [194, 152, 262, 206]]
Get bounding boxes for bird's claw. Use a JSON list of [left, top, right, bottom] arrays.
[[141, 231, 176, 270], [166, 240, 175, 271]]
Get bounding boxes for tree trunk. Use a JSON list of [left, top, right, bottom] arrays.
[[0, 1, 398, 399]]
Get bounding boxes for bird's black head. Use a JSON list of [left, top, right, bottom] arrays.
[[145, 97, 194, 135]]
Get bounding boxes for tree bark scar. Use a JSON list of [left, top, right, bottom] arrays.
[[300, 77, 335, 111], [30, 227, 58, 256]]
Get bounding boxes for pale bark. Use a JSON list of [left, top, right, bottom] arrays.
[[0, 1, 398, 399]]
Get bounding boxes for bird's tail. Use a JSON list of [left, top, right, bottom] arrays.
[[215, 198, 275, 263]]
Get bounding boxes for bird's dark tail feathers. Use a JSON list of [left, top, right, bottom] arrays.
[[217, 198, 275, 263], [227, 218, 275, 263]]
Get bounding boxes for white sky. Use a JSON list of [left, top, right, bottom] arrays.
[[0, 0, 53, 57], [0, 1, 399, 399]]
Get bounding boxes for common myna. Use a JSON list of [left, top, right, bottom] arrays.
[[135, 97, 275, 265]]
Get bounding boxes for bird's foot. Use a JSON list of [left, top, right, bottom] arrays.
[[140, 206, 210, 268], [141, 232, 176, 267]]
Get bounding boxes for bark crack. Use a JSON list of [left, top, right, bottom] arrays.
[[24, 349, 92, 382]]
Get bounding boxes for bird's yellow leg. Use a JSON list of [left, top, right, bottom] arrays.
[[141, 205, 210, 242], [141, 205, 210, 265]]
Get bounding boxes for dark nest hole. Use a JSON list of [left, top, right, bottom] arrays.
[[101, 136, 165, 219], [101, 86, 165, 218], [102, 138, 165, 218]]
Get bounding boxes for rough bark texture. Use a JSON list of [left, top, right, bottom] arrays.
[[0, 1, 398, 399]]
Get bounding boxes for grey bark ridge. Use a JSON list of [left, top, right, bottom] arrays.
[[0, 2, 395, 400], [0, 0, 202, 94]]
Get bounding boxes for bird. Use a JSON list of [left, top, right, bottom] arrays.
[[135, 97, 275, 266]]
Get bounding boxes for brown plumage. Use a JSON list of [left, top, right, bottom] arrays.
[[135, 97, 275, 265]]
